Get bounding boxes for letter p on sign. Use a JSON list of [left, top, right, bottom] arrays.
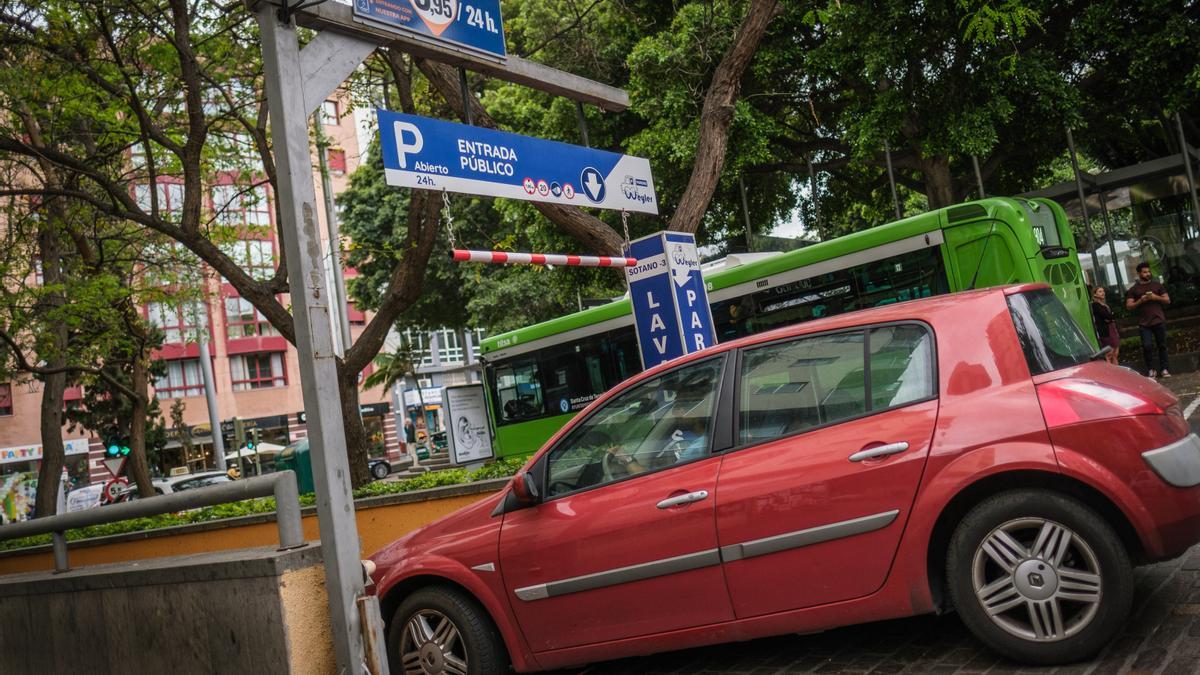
[[394, 121, 424, 169]]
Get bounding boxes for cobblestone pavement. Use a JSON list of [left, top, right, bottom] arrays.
[[558, 376, 1200, 675]]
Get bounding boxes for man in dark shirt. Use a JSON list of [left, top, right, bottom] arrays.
[[1125, 262, 1171, 378]]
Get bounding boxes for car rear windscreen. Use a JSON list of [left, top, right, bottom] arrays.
[[1007, 289, 1095, 375]]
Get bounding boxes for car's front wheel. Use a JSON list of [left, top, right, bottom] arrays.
[[387, 586, 505, 675], [947, 490, 1132, 665]]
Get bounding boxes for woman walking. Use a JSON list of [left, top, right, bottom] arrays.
[[1091, 286, 1120, 365]]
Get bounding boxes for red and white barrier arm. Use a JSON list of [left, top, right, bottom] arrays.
[[450, 249, 637, 268]]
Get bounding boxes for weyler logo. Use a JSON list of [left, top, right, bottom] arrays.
[[410, 0, 458, 36]]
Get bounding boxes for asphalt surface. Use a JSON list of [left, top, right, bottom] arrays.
[[552, 372, 1200, 675]]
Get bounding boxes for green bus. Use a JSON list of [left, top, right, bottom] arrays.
[[478, 197, 1090, 458]]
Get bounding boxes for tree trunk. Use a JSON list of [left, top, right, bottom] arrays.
[[921, 156, 958, 209], [338, 367, 372, 488], [668, 0, 781, 233], [126, 355, 155, 498], [33, 220, 68, 518]]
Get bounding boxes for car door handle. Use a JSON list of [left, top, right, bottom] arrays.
[[849, 442, 909, 462], [656, 490, 709, 509]]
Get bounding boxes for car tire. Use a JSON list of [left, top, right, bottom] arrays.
[[946, 489, 1132, 665], [387, 586, 506, 675], [372, 461, 391, 480]]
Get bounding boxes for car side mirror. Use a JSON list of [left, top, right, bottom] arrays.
[[511, 471, 541, 506]]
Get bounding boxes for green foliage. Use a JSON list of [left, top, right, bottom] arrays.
[[0, 457, 527, 552]]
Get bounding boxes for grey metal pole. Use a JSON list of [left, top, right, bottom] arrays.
[[197, 330, 225, 472], [459, 67, 473, 125], [807, 157, 822, 232], [1175, 112, 1200, 234], [972, 155, 986, 199], [576, 101, 590, 148], [256, 7, 369, 673], [312, 111, 354, 355], [739, 175, 753, 250], [1095, 187, 1125, 286], [884, 140, 903, 220], [1066, 127, 1107, 286]]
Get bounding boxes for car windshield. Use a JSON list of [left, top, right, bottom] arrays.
[[1007, 288, 1094, 375]]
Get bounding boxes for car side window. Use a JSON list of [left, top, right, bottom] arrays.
[[738, 325, 934, 446], [545, 358, 724, 497], [739, 331, 866, 446], [868, 324, 934, 409]]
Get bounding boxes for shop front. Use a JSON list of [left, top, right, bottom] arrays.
[[0, 438, 90, 523], [296, 403, 396, 460]]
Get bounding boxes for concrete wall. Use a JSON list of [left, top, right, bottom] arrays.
[[0, 479, 507, 575], [0, 545, 334, 674]]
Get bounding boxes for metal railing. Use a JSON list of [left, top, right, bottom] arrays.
[[0, 470, 305, 573]]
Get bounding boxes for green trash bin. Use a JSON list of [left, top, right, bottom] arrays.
[[274, 439, 316, 494]]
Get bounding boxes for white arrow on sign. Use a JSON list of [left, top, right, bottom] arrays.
[[102, 456, 127, 478], [671, 263, 691, 288], [581, 167, 605, 203]]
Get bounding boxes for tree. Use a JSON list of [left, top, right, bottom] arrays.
[[0, 0, 446, 487]]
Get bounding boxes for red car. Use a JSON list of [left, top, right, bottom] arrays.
[[369, 285, 1200, 674]]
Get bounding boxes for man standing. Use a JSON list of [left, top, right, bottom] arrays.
[[1125, 262, 1171, 378]]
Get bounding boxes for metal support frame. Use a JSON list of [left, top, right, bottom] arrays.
[[1176, 112, 1200, 233], [884, 140, 903, 220], [1066, 127, 1109, 287], [459, 67, 474, 125], [576, 101, 590, 148], [738, 175, 753, 250], [807, 157, 821, 232], [0, 471, 306, 573], [313, 111, 354, 356], [972, 155, 986, 199], [256, 6, 377, 672]]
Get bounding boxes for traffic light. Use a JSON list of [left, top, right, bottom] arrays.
[[102, 427, 131, 457]]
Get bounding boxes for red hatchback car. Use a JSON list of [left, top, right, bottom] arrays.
[[370, 285, 1200, 674]]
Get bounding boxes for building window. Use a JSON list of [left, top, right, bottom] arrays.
[[321, 100, 338, 126], [154, 359, 206, 400], [212, 184, 270, 228], [220, 239, 275, 281], [0, 384, 11, 415], [225, 297, 278, 338], [147, 301, 207, 344], [134, 181, 184, 220], [327, 148, 347, 174], [438, 329, 463, 364], [231, 352, 285, 391]]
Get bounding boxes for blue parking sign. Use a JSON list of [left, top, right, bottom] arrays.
[[624, 232, 716, 370]]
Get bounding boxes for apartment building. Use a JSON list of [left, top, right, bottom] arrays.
[[0, 95, 406, 503]]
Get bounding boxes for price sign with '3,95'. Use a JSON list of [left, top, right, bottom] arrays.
[[352, 0, 507, 59]]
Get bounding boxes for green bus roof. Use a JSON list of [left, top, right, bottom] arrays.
[[479, 197, 1033, 356]]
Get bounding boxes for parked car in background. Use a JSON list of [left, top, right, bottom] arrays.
[[369, 285, 1200, 673], [369, 459, 392, 480], [151, 471, 233, 495]]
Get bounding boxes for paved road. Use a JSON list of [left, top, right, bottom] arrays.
[[559, 377, 1200, 675]]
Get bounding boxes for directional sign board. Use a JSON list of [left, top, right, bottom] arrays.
[[624, 231, 717, 370], [353, 0, 506, 59], [379, 109, 658, 214]]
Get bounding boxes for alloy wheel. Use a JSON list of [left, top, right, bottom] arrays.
[[972, 517, 1103, 642], [399, 609, 468, 675]]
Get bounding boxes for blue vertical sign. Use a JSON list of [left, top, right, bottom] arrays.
[[624, 232, 717, 370]]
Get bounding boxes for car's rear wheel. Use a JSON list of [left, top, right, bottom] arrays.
[[373, 461, 391, 480], [947, 490, 1132, 665], [387, 586, 505, 675]]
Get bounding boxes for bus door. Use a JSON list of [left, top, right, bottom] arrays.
[[941, 218, 1026, 290]]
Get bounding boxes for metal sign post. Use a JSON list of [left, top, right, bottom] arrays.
[[255, 4, 378, 673]]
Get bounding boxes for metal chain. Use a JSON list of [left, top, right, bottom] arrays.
[[621, 209, 631, 253], [441, 190, 457, 249]]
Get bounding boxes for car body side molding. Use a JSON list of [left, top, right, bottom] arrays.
[[720, 510, 900, 563]]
